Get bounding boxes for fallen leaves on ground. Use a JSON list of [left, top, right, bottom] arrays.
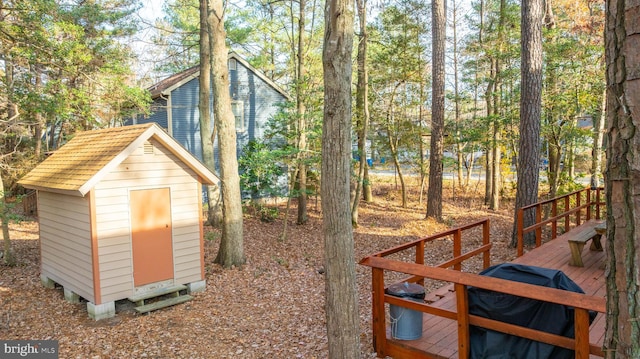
[[0, 180, 516, 358]]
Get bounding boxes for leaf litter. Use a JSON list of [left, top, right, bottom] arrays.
[[0, 181, 516, 358]]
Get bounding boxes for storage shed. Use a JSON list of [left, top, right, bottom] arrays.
[[19, 123, 219, 320]]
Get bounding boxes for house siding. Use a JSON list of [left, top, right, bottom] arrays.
[[38, 192, 95, 303], [135, 59, 288, 173], [128, 97, 169, 129], [93, 139, 204, 303]]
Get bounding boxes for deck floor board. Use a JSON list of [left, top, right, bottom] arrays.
[[385, 234, 607, 358]]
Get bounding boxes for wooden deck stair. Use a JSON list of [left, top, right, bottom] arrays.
[[128, 284, 193, 314]]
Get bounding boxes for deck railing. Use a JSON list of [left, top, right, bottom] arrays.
[[360, 218, 606, 359], [366, 218, 492, 276], [516, 187, 605, 257]]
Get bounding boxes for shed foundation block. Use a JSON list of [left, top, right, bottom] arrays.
[[87, 302, 115, 320], [40, 274, 55, 289], [187, 280, 206, 293], [64, 288, 80, 303]]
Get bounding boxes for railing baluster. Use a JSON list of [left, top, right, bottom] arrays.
[[596, 188, 602, 220], [372, 267, 386, 355], [517, 209, 524, 257], [576, 192, 582, 226], [455, 283, 470, 359], [552, 200, 558, 239], [565, 196, 571, 232], [574, 308, 591, 359], [536, 203, 542, 248], [454, 230, 462, 271], [586, 189, 592, 221], [483, 219, 491, 269], [416, 241, 425, 286]]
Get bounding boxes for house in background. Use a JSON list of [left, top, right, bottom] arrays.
[[128, 52, 292, 169]]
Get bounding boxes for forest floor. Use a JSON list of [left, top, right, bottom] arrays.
[[1, 176, 518, 358]]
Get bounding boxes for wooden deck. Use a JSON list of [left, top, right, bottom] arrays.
[[382, 232, 607, 359]]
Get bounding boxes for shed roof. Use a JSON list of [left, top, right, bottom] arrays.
[[19, 123, 219, 196]]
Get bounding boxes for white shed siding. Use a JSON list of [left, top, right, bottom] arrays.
[[38, 192, 95, 303], [93, 139, 203, 301]]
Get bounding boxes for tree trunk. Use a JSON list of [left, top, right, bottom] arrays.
[[2, 60, 16, 266], [490, 119, 501, 210], [321, 0, 360, 356], [485, 147, 493, 204], [385, 84, 407, 208], [511, 0, 543, 247], [34, 65, 44, 158], [484, 65, 495, 206], [199, 0, 222, 227], [603, 0, 640, 356], [296, 0, 308, 225], [548, 130, 562, 198], [426, 0, 445, 220], [451, 0, 464, 190], [1, 172, 16, 266], [208, 0, 245, 267], [351, 0, 370, 226], [488, 0, 507, 211], [591, 89, 606, 188], [385, 121, 407, 208]]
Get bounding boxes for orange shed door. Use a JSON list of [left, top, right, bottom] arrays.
[[130, 188, 174, 287]]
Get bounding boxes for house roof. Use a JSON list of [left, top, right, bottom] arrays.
[[146, 52, 292, 101], [147, 65, 200, 98], [19, 123, 219, 197]]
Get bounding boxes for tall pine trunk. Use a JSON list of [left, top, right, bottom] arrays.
[[591, 89, 606, 188], [426, 0, 446, 220], [603, 0, 640, 356], [351, 0, 371, 226], [208, 0, 245, 267], [322, 0, 360, 356], [199, 0, 222, 226], [511, 0, 543, 247], [1, 173, 16, 266], [296, 0, 308, 225]]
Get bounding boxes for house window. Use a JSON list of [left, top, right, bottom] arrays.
[[228, 58, 237, 70], [232, 101, 245, 132]]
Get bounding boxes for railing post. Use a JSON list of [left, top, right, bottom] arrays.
[[517, 208, 524, 257], [551, 200, 558, 239], [372, 267, 387, 356], [535, 204, 542, 248], [596, 187, 602, 220], [416, 241, 425, 286], [564, 196, 571, 232], [574, 308, 591, 359], [586, 188, 592, 221], [455, 283, 470, 359], [454, 229, 462, 271], [483, 219, 491, 269], [576, 192, 582, 226]]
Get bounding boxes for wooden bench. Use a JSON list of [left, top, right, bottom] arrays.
[[563, 220, 604, 267]]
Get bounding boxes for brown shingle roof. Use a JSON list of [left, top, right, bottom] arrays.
[[147, 66, 199, 98], [19, 123, 219, 196], [146, 52, 291, 101]]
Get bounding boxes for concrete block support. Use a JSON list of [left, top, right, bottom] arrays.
[[40, 274, 55, 289], [64, 288, 80, 303], [187, 280, 206, 294], [87, 302, 115, 320]]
